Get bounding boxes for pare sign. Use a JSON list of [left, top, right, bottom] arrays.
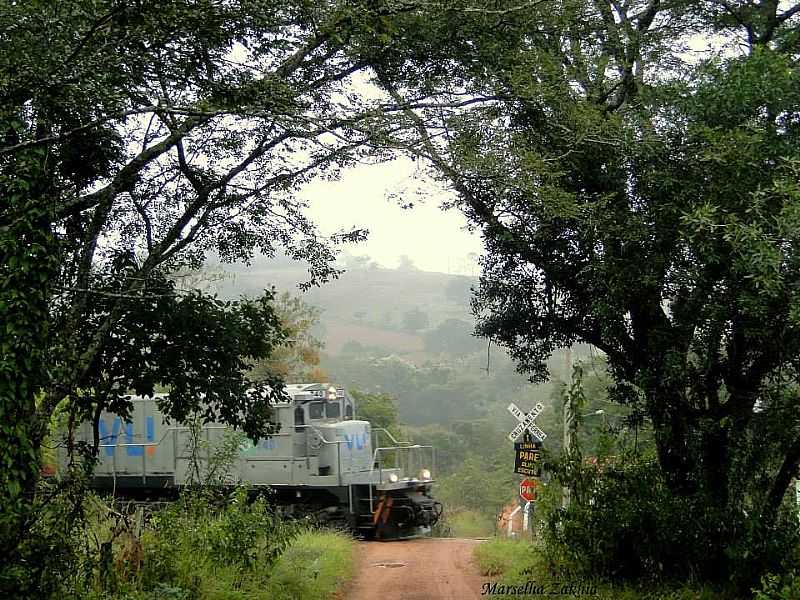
[[514, 433, 542, 476]]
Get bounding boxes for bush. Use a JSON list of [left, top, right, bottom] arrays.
[[138, 486, 305, 598], [18, 484, 320, 600], [540, 457, 800, 588], [753, 571, 800, 600]]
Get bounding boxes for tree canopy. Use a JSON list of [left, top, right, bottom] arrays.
[[0, 0, 415, 581], [249, 291, 327, 382], [361, 0, 800, 579]]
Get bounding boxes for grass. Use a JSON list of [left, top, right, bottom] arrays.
[[71, 529, 356, 600], [266, 531, 356, 600], [444, 508, 495, 538], [55, 489, 357, 600], [474, 537, 732, 600]]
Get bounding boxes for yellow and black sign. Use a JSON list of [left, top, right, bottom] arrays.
[[514, 433, 542, 476]]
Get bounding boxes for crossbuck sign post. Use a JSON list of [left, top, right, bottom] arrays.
[[507, 402, 547, 442]]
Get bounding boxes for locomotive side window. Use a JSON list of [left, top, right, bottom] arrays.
[[326, 401, 340, 419], [345, 403, 353, 419], [309, 402, 324, 420], [294, 406, 305, 431]]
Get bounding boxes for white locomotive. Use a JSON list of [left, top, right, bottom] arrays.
[[66, 383, 442, 539]]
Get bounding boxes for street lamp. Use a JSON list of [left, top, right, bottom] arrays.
[[581, 409, 605, 418], [582, 409, 607, 429]]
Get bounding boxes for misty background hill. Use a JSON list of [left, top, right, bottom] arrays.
[[204, 254, 596, 431]]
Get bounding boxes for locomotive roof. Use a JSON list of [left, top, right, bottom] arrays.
[[118, 383, 346, 405]]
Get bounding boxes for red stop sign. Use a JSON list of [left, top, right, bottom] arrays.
[[519, 478, 537, 502]]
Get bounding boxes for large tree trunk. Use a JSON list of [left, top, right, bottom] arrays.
[[763, 437, 800, 531], [701, 422, 731, 508], [649, 385, 696, 495], [0, 188, 59, 582]]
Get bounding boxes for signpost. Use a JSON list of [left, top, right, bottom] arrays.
[[508, 403, 547, 538]]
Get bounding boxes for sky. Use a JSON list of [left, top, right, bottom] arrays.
[[300, 155, 483, 276]]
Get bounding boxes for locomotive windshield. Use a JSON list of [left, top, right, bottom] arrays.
[[326, 402, 340, 419], [309, 402, 324, 419]]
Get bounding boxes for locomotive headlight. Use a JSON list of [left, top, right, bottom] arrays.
[[327, 385, 337, 401], [419, 469, 431, 481], [388, 473, 399, 483]]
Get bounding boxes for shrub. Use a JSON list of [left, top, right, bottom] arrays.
[[138, 486, 306, 597], [540, 457, 800, 588], [753, 571, 800, 600]]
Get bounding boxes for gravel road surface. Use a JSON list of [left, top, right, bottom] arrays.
[[343, 537, 486, 600]]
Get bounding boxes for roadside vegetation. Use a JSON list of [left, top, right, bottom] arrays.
[[28, 485, 355, 600], [476, 536, 800, 600]]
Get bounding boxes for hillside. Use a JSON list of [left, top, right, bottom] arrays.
[[208, 257, 477, 359]]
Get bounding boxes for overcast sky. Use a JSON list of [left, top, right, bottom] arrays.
[[300, 156, 483, 276]]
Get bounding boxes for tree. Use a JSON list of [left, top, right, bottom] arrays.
[[402, 307, 429, 331], [350, 389, 401, 434], [424, 318, 484, 355], [0, 0, 415, 582], [444, 276, 473, 305], [364, 0, 800, 579], [249, 291, 327, 382]]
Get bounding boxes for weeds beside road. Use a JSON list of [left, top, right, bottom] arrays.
[[474, 538, 800, 600], [24, 486, 355, 600]]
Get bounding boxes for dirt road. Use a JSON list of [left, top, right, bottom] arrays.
[[343, 537, 486, 600]]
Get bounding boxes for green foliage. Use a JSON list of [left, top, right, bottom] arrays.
[[474, 538, 734, 600], [350, 388, 401, 432], [439, 508, 495, 538], [266, 530, 355, 600], [368, 0, 800, 584], [541, 457, 800, 588], [183, 418, 249, 487], [437, 454, 515, 516], [1, 0, 401, 578], [0, 159, 61, 588], [753, 571, 800, 600], [71, 281, 289, 444], [474, 538, 541, 578], [1, 472, 92, 597], [140, 487, 305, 595], [325, 348, 559, 426], [249, 292, 326, 382], [34, 485, 328, 600]]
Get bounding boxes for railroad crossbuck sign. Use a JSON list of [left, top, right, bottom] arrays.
[[507, 402, 547, 442]]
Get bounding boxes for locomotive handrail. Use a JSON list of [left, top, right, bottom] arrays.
[[96, 425, 186, 449], [371, 427, 413, 450]]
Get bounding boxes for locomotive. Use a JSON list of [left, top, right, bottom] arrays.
[[65, 383, 442, 539]]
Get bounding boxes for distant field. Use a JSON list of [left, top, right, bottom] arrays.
[[323, 319, 425, 354], [210, 261, 476, 355]]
